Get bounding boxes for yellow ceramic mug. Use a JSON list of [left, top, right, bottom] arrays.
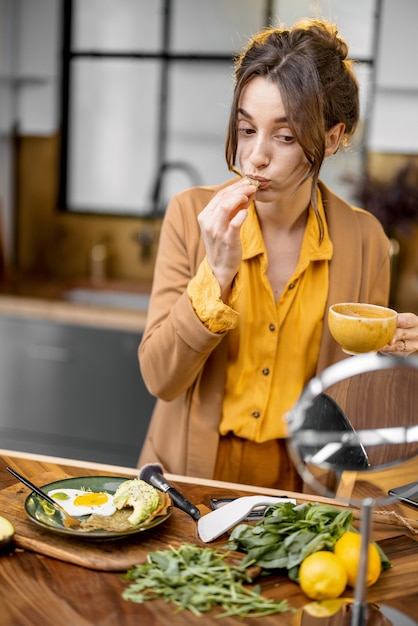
[[328, 303, 397, 355]]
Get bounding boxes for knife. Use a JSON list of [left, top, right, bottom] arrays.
[[197, 495, 296, 543]]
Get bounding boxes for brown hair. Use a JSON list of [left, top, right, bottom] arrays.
[[225, 19, 359, 240]]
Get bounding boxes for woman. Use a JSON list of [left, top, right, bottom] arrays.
[[137, 19, 418, 490]]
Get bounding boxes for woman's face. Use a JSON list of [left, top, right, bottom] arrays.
[[236, 76, 311, 202]]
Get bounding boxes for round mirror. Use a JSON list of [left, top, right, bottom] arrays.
[[286, 353, 418, 626], [287, 353, 418, 503]]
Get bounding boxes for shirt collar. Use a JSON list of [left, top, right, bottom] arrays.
[[240, 186, 333, 262], [241, 203, 265, 260]]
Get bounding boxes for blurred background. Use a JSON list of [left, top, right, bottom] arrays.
[[0, 0, 417, 465]]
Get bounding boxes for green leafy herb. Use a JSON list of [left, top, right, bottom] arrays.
[[122, 543, 290, 617], [226, 502, 356, 581]]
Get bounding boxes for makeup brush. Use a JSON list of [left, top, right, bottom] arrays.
[[139, 462, 200, 520]]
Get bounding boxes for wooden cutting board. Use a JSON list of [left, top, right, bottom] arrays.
[[0, 471, 207, 571]]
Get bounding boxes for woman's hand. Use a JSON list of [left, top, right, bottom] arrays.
[[197, 178, 257, 300], [379, 312, 418, 356]]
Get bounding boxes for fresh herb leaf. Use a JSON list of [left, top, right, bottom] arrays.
[[122, 543, 290, 617], [226, 502, 356, 581]]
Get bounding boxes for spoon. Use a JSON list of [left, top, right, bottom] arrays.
[[7, 467, 82, 530]]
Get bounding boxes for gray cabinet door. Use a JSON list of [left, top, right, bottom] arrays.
[[0, 315, 155, 466]]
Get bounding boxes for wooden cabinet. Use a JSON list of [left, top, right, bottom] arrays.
[[0, 314, 155, 467]]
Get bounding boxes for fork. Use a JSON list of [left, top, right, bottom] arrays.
[[7, 467, 82, 530]]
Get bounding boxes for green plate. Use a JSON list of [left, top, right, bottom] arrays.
[[24, 475, 172, 540]]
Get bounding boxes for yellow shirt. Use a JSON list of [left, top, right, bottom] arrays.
[[188, 190, 333, 441]]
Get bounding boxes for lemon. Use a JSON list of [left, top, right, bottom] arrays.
[[303, 599, 346, 617], [299, 551, 347, 600], [334, 531, 381, 588]]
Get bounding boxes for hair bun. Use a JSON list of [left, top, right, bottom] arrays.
[[293, 19, 349, 60], [332, 35, 349, 61]]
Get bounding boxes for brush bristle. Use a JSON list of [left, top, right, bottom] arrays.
[[138, 462, 164, 483]]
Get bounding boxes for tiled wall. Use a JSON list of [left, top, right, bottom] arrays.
[[15, 135, 161, 285]]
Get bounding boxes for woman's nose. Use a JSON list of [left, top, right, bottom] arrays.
[[250, 137, 270, 168]]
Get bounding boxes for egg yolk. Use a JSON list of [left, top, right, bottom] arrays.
[[73, 492, 109, 507]]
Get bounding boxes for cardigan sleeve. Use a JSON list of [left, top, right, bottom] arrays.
[[138, 186, 231, 401]]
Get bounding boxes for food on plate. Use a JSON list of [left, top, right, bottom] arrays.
[[80, 479, 171, 532], [0, 515, 15, 550], [113, 479, 163, 525], [45, 479, 171, 533], [48, 488, 117, 517], [334, 531, 382, 587], [298, 551, 347, 600]]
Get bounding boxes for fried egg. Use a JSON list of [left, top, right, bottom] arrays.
[[48, 488, 116, 517]]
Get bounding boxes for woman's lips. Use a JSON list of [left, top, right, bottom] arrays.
[[246, 175, 269, 189], [254, 178, 269, 190]]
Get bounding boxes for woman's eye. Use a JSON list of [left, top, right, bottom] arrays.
[[238, 127, 255, 136], [277, 133, 294, 143]]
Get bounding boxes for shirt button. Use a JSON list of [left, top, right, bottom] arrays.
[[251, 411, 260, 418], [288, 283, 296, 290], [269, 323, 276, 331], [262, 368, 270, 376]]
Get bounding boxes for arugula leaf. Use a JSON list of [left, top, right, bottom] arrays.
[[122, 543, 290, 617]]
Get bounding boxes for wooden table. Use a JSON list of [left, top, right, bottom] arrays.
[[1, 450, 417, 625]]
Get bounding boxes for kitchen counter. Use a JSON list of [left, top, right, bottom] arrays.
[[0, 277, 151, 331], [1, 450, 418, 625], [0, 293, 148, 332]]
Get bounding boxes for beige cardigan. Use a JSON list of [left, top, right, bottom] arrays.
[[137, 179, 391, 478]]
